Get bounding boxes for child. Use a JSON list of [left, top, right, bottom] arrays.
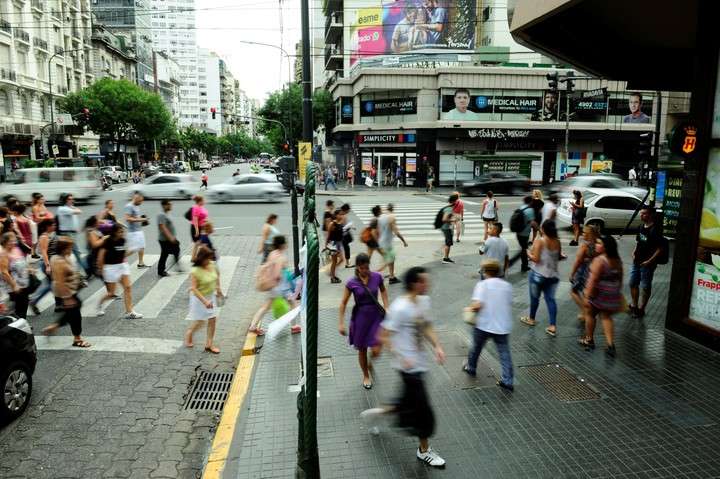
[[198, 222, 217, 260], [479, 222, 509, 277], [464, 259, 514, 390]]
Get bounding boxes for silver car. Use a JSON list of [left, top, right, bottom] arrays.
[[208, 174, 285, 202], [132, 174, 195, 200], [557, 189, 645, 231]]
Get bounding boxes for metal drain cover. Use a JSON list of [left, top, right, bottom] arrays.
[[522, 364, 600, 402], [184, 370, 234, 411]]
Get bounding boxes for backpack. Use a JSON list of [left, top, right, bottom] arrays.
[[510, 207, 529, 233], [656, 236, 670, 265], [255, 261, 279, 292], [360, 226, 373, 244], [184, 207, 192, 221], [433, 207, 446, 229]]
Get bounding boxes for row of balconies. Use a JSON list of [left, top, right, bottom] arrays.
[[325, 11, 343, 43], [0, 19, 11, 35], [325, 43, 343, 70], [14, 27, 31, 43]]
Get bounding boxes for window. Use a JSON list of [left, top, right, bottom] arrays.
[[20, 93, 30, 118], [40, 98, 48, 120], [152, 176, 178, 184], [594, 196, 638, 210], [589, 179, 615, 189], [0, 90, 10, 115], [63, 170, 76, 181]]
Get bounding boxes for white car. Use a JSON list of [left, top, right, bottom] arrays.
[[132, 174, 195, 200], [545, 174, 648, 200], [207, 174, 285, 202], [100, 166, 128, 184], [557, 189, 645, 231], [198, 160, 211, 170]]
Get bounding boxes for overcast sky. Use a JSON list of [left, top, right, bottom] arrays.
[[196, 0, 302, 102]]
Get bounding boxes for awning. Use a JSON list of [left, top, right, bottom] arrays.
[[510, 0, 699, 91], [81, 154, 105, 159]]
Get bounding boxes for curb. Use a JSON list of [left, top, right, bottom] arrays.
[[202, 333, 260, 479]]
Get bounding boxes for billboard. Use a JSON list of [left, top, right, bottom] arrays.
[[350, 0, 477, 65], [361, 97, 417, 116]]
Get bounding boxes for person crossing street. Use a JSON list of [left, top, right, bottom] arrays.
[[158, 200, 181, 277], [124, 193, 149, 268]]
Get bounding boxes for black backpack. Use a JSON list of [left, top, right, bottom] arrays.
[[433, 207, 446, 229], [510, 207, 528, 233], [184, 207, 192, 221]]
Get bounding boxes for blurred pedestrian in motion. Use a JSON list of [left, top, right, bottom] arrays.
[[10, 203, 33, 256], [29, 219, 57, 315], [200, 170, 209, 190], [190, 195, 208, 250], [340, 204, 354, 268], [542, 194, 559, 225], [362, 205, 382, 262], [629, 206, 664, 319], [322, 200, 335, 241], [520, 220, 561, 337], [258, 214, 280, 263], [569, 190, 585, 246], [438, 195, 457, 264], [378, 203, 407, 283], [581, 235, 624, 357], [569, 224, 600, 321], [198, 222, 217, 260], [185, 245, 224, 354], [250, 235, 293, 336], [426, 165, 434, 193], [481, 191, 497, 241], [324, 165, 337, 190], [325, 209, 344, 283], [530, 189, 544, 243], [157, 200, 181, 277], [124, 193, 149, 268], [96, 224, 142, 319], [452, 192, 465, 243], [31, 193, 53, 224], [97, 199, 118, 225], [360, 267, 446, 468], [0, 206, 11, 235], [0, 233, 30, 319], [338, 253, 389, 389], [83, 216, 106, 280], [347, 167, 354, 190], [42, 236, 90, 347], [56, 193, 85, 270], [464, 259, 514, 391], [508, 196, 535, 273]]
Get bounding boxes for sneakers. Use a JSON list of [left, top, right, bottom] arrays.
[[417, 447, 446, 468], [360, 407, 386, 435], [441, 257, 454, 264], [388, 277, 401, 285], [137, 263, 150, 269], [158, 272, 169, 277], [30, 304, 40, 316], [124, 311, 144, 319]]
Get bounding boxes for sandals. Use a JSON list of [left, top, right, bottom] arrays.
[[249, 327, 266, 337], [330, 277, 342, 284], [204, 346, 220, 354], [545, 327, 557, 337], [520, 316, 536, 326], [72, 340, 91, 348]]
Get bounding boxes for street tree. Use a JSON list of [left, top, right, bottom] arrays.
[[59, 78, 173, 164]]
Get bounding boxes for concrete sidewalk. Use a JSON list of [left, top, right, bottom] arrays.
[[222, 232, 720, 478]]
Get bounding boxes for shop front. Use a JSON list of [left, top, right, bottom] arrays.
[[0, 136, 35, 182], [355, 131, 421, 186]]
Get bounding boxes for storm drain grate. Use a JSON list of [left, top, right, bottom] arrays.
[[522, 364, 600, 402], [184, 370, 234, 411]]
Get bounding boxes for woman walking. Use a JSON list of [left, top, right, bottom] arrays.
[[29, 219, 56, 315], [452, 193, 464, 243], [340, 204, 354, 268], [97, 199, 118, 224], [569, 224, 600, 321], [184, 245, 224, 353], [569, 190, 585, 246], [338, 253, 389, 389], [0, 232, 30, 319], [31, 193, 53, 224], [258, 214, 280, 263], [530, 190, 545, 242], [96, 224, 142, 319], [365, 205, 382, 262], [480, 191, 497, 241], [42, 237, 90, 347], [325, 209, 345, 283], [579, 235, 623, 357], [520, 220, 561, 336], [190, 195, 209, 246], [84, 216, 107, 279]]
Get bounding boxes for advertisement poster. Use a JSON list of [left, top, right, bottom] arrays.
[[591, 160, 613, 173], [350, 0, 477, 65], [362, 157, 372, 172], [689, 148, 720, 330], [298, 142, 311, 182], [406, 157, 416, 172], [340, 97, 354, 124], [661, 173, 683, 237], [361, 98, 417, 116]]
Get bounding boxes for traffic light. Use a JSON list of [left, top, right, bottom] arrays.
[[637, 133, 653, 165], [82, 107, 90, 120], [210, 107, 216, 119], [278, 155, 296, 172], [282, 142, 290, 153], [546, 72, 559, 91], [565, 71, 575, 93]]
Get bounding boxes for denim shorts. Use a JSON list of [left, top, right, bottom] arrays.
[[442, 228, 453, 247], [629, 263, 656, 290]]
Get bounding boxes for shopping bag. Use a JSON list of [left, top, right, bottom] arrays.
[[365, 177, 373, 187], [272, 297, 291, 319]]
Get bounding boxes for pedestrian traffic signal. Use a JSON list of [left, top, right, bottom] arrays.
[[546, 72, 559, 91], [565, 71, 575, 93], [211, 107, 216, 119], [637, 133, 653, 164]]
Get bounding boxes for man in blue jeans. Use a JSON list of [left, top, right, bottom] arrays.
[[629, 206, 664, 318], [463, 259, 514, 391]]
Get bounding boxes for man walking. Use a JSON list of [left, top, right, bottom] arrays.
[[439, 194, 458, 264], [377, 203, 408, 284], [124, 193, 149, 268], [628, 166, 637, 186], [56, 193, 86, 270], [629, 206, 664, 318], [157, 200, 180, 277], [508, 196, 536, 273], [361, 266, 446, 468]]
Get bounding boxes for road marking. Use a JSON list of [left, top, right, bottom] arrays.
[[35, 335, 183, 354], [202, 333, 258, 479], [134, 256, 192, 318], [213, 226, 234, 231]]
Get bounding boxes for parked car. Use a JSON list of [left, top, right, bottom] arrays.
[[542, 174, 648, 199], [211, 157, 222, 167], [0, 316, 37, 423], [556, 189, 645, 231], [0, 167, 101, 204], [132, 174, 195, 200], [207, 174, 285, 202], [198, 160, 211, 170], [461, 172, 531, 196], [99, 166, 128, 184]]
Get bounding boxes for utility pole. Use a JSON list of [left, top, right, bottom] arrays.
[[297, 0, 318, 475]]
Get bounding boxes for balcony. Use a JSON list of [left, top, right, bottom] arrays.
[[14, 28, 30, 44], [57, 86, 68, 94], [71, 28, 81, 40], [0, 19, 11, 35], [50, 8, 61, 19], [325, 11, 343, 43], [0, 68, 17, 82], [73, 58, 82, 71], [31, 0, 43, 11], [54, 45, 64, 55], [33, 37, 48, 51], [325, 43, 343, 71]]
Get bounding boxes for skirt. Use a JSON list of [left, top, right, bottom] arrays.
[[188, 293, 218, 321], [103, 263, 130, 283]]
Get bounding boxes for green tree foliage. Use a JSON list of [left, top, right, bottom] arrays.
[[59, 78, 173, 158], [257, 83, 336, 153]]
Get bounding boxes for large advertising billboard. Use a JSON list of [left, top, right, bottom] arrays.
[[350, 0, 477, 65]]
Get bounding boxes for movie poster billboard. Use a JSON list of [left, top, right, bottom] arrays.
[[350, 0, 477, 65]]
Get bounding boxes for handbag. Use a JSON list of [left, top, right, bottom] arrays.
[[358, 280, 386, 318], [26, 273, 41, 295]]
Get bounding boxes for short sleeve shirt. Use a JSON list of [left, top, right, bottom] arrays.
[[452, 200, 464, 215], [124, 203, 142, 232], [56, 205, 79, 233], [191, 205, 208, 228], [635, 223, 663, 264], [483, 237, 509, 276], [157, 212, 175, 241], [381, 295, 433, 373], [521, 207, 535, 237], [102, 237, 126, 265], [472, 278, 513, 334], [440, 205, 454, 231], [427, 7, 448, 43]]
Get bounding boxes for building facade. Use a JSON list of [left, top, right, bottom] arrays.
[[330, 65, 686, 187], [219, 59, 236, 135], [153, 51, 181, 120], [91, 24, 137, 82], [0, 0, 96, 179], [197, 48, 221, 135]]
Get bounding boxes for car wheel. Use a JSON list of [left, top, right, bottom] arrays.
[[1, 361, 33, 422], [587, 219, 604, 232], [179, 190, 191, 200]]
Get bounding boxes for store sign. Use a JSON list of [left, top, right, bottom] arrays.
[[360, 98, 417, 117], [661, 172, 683, 237], [441, 95, 540, 115], [670, 122, 700, 158], [466, 129, 531, 140], [357, 133, 416, 144], [361, 157, 372, 171], [340, 97, 353, 124]]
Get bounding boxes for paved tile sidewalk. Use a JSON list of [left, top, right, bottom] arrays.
[[224, 227, 720, 478]]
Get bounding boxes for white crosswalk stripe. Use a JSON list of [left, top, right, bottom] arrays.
[[134, 255, 192, 318]]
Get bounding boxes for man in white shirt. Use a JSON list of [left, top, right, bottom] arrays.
[[541, 194, 559, 225], [56, 193, 86, 271], [463, 259, 514, 390], [628, 167, 637, 186], [480, 222, 509, 277]]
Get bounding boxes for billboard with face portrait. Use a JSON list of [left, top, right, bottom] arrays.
[[350, 0, 477, 65]]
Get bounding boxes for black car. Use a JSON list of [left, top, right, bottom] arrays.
[[0, 316, 36, 423], [461, 172, 531, 196]]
